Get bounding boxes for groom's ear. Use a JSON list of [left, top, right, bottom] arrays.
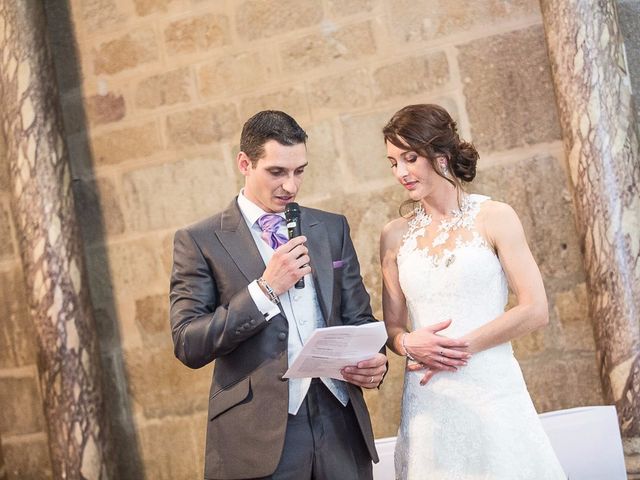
[[237, 151, 253, 176]]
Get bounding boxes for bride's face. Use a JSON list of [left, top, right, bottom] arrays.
[[386, 140, 443, 201]]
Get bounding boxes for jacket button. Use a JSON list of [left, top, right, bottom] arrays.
[[250, 319, 256, 325], [277, 332, 286, 341]]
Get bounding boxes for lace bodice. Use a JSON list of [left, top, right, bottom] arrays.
[[397, 194, 508, 338]]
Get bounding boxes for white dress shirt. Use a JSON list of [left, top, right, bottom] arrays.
[[237, 191, 348, 414]]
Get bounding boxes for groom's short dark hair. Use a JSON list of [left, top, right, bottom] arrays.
[[240, 110, 308, 165]]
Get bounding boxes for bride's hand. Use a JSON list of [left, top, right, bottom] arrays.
[[405, 362, 438, 386], [402, 319, 471, 372]]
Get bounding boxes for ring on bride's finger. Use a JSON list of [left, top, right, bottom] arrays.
[[369, 376, 375, 384], [439, 349, 443, 356]]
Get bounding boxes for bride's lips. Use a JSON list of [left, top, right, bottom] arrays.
[[402, 181, 418, 191]]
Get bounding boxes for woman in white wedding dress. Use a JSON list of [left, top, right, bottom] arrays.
[[379, 104, 566, 480]]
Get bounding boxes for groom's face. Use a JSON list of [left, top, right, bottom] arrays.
[[238, 139, 308, 213]]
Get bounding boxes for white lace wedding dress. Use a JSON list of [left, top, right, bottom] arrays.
[[394, 194, 566, 480]]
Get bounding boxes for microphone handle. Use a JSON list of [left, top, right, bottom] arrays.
[[287, 220, 305, 289]]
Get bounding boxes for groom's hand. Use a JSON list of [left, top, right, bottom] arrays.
[[262, 236, 311, 295], [341, 353, 387, 389]]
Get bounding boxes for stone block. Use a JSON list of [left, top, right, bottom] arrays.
[[0, 199, 15, 260], [79, 0, 125, 32], [308, 69, 371, 115], [165, 104, 239, 147], [0, 131, 9, 192], [85, 92, 125, 126], [90, 121, 162, 166], [372, 51, 450, 100], [134, 0, 177, 16], [3, 436, 52, 480], [124, 346, 211, 418], [472, 155, 585, 290], [0, 268, 36, 369], [552, 283, 596, 352], [93, 28, 159, 75], [85, 238, 165, 307], [0, 376, 45, 436], [387, 0, 539, 43], [327, 0, 376, 17], [281, 21, 377, 73], [122, 156, 235, 232], [164, 13, 230, 56], [459, 25, 561, 152], [138, 415, 203, 480], [236, 0, 323, 40], [135, 68, 192, 109], [340, 108, 401, 183], [296, 120, 340, 200], [197, 52, 273, 99], [72, 176, 125, 245], [161, 232, 174, 277], [135, 294, 169, 339], [240, 87, 309, 123], [520, 352, 603, 412]]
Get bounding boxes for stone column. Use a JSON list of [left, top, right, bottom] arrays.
[[0, 437, 6, 480], [540, 0, 640, 474], [0, 2, 112, 479]]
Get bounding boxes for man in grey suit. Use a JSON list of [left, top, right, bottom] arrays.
[[170, 110, 387, 480]]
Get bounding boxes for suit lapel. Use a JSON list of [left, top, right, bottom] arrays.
[[303, 208, 334, 322], [216, 198, 265, 283]]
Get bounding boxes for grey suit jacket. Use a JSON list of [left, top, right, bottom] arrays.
[[170, 198, 379, 480]]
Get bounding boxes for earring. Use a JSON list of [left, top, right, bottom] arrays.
[[440, 162, 449, 176]]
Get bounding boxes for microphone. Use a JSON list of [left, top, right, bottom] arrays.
[[285, 202, 305, 289]]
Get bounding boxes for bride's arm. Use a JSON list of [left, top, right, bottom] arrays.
[[461, 201, 549, 353]]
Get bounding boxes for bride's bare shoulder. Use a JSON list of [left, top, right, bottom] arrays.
[[380, 216, 411, 252]]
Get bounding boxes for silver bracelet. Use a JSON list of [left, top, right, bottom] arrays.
[[401, 333, 417, 362], [257, 277, 280, 304]]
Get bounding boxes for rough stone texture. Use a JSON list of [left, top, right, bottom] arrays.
[[90, 121, 163, 166], [72, 176, 125, 245], [0, 268, 36, 369], [296, 120, 340, 200], [340, 109, 398, 183], [134, 0, 177, 16], [166, 104, 239, 147], [236, 0, 323, 40], [135, 68, 192, 109], [281, 21, 377, 73], [240, 87, 309, 123], [122, 156, 235, 232], [521, 353, 603, 412], [327, 0, 376, 17], [164, 13, 230, 56], [135, 294, 169, 339], [197, 52, 273, 99], [0, 129, 8, 192], [308, 69, 371, 115], [387, 0, 540, 43], [618, 0, 640, 120], [93, 28, 159, 75], [79, 0, 124, 32], [85, 92, 125, 125], [0, 199, 15, 259], [459, 25, 561, 152], [372, 51, 450, 100], [0, 376, 46, 436], [85, 238, 166, 308], [3, 437, 53, 480], [138, 416, 203, 480], [125, 346, 211, 417]]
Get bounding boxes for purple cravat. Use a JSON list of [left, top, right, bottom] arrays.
[[257, 214, 288, 249]]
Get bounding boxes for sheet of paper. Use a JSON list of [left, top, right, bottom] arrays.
[[283, 322, 388, 380]]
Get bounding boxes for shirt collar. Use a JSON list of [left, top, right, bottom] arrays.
[[237, 190, 285, 228]]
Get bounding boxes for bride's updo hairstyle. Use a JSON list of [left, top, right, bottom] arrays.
[[382, 104, 479, 189]]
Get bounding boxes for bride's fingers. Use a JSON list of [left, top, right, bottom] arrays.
[[439, 337, 470, 349], [420, 369, 437, 386], [439, 347, 471, 360]]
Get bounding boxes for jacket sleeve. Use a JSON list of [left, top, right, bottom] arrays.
[[169, 228, 269, 368]]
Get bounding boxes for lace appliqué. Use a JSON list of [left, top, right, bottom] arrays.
[[398, 194, 490, 268]]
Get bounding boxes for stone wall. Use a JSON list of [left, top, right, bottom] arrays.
[[0, 0, 615, 478]]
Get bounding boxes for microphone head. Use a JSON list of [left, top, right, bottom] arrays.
[[285, 202, 300, 221]]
